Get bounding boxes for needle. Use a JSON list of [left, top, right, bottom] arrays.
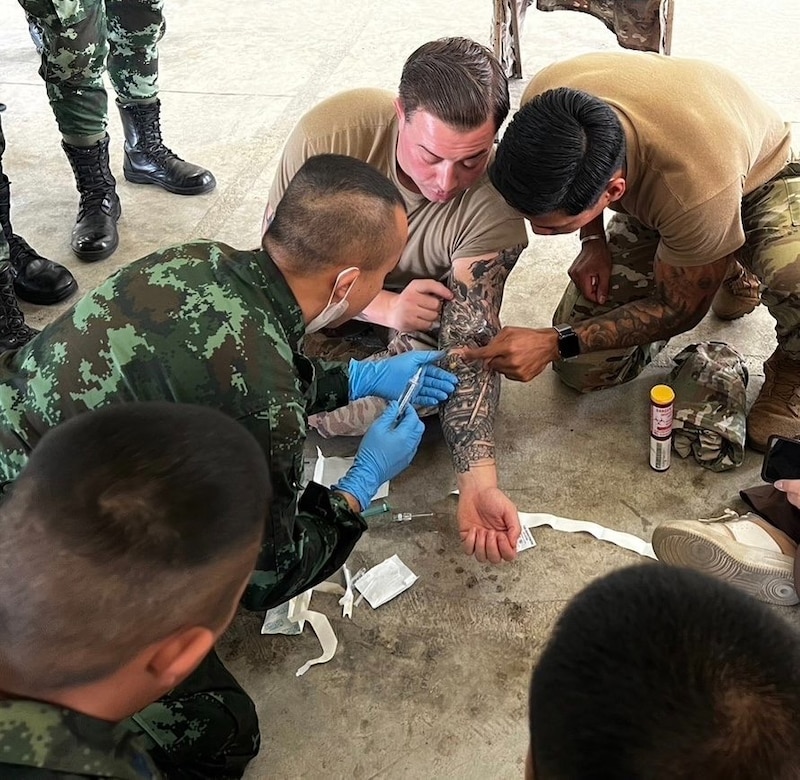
[[393, 367, 424, 427]]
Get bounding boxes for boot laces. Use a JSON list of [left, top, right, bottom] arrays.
[[725, 267, 760, 298], [7, 234, 42, 271], [697, 509, 741, 524], [0, 275, 29, 332], [135, 105, 185, 163], [73, 159, 116, 218], [765, 353, 800, 408]]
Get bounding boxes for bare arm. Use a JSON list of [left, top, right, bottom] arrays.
[[440, 247, 523, 471], [438, 246, 525, 563], [575, 254, 731, 350], [465, 253, 731, 383]]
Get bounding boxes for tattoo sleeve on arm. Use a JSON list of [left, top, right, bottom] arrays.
[[439, 246, 524, 473], [576, 255, 729, 352]]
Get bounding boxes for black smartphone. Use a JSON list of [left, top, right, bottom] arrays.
[[761, 435, 800, 483]]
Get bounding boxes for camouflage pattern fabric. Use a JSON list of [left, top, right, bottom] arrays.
[[667, 342, 749, 472], [0, 698, 161, 778], [553, 157, 800, 391], [552, 213, 668, 392], [18, 0, 164, 137], [740, 157, 800, 355], [0, 240, 365, 613], [126, 650, 259, 780]]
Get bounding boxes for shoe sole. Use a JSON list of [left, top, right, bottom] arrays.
[[14, 278, 78, 306], [652, 523, 798, 606], [123, 170, 216, 196]]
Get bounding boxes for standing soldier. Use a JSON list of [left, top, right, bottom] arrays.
[[18, 0, 215, 262]]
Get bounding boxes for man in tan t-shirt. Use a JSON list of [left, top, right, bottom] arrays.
[[465, 52, 799, 452], [265, 38, 529, 565]]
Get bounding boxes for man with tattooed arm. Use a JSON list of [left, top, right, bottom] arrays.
[[266, 38, 529, 564], [468, 53, 799, 452]]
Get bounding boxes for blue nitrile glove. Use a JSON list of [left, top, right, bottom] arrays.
[[334, 401, 425, 511], [348, 351, 458, 406]]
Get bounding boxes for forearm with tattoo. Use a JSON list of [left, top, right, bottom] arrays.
[[576, 259, 725, 352], [439, 247, 524, 473]]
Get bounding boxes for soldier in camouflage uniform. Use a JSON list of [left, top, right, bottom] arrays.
[[0, 154, 456, 611], [466, 53, 800, 453], [0, 403, 270, 778], [17, 0, 215, 262], [0, 155, 457, 776]]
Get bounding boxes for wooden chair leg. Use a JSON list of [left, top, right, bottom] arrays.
[[508, 0, 524, 79], [661, 0, 674, 55]]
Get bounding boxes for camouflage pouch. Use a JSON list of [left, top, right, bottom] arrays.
[[667, 341, 749, 472]]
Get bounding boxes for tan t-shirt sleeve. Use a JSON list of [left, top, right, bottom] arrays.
[[267, 125, 318, 213], [654, 180, 745, 267], [450, 186, 529, 261]]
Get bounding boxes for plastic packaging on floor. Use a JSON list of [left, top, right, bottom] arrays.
[[353, 554, 418, 608], [261, 582, 347, 676]]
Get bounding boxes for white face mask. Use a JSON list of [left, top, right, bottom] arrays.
[[305, 267, 358, 333]]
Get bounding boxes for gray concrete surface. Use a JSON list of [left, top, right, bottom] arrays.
[[2, 1, 799, 777]]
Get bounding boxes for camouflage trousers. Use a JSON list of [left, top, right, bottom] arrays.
[[553, 162, 800, 392], [126, 648, 259, 779], [18, 0, 165, 137], [306, 324, 438, 437]]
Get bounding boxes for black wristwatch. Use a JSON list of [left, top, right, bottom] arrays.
[[553, 324, 581, 359]]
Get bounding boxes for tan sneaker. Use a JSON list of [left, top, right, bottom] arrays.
[[711, 260, 761, 320], [652, 511, 797, 606], [746, 347, 800, 452]]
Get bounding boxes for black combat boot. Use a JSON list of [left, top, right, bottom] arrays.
[[0, 176, 77, 304], [0, 261, 37, 352], [117, 99, 216, 195], [62, 136, 121, 262]]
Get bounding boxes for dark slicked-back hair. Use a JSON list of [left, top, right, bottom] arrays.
[[490, 87, 625, 217], [264, 153, 405, 273], [398, 37, 509, 131], [0, 403, 270, 692], [530, 564, 800, 780]]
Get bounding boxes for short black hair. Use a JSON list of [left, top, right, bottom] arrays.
[[490, 87, 625, 216], [530, 564, 800, 780], [399, 37, 509, 131], [0, 403, 270, 691], [265, 153, 405, 272]]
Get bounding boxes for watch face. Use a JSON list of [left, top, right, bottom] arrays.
[[555, 326, 580, 359]]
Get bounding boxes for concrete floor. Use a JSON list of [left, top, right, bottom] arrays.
[[2, 1, 800, 777]]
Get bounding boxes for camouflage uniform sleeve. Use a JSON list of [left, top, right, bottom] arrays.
[[241, 483, 366, 611], [306, 358, 351, 415], [0, 699, 161, 779]]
